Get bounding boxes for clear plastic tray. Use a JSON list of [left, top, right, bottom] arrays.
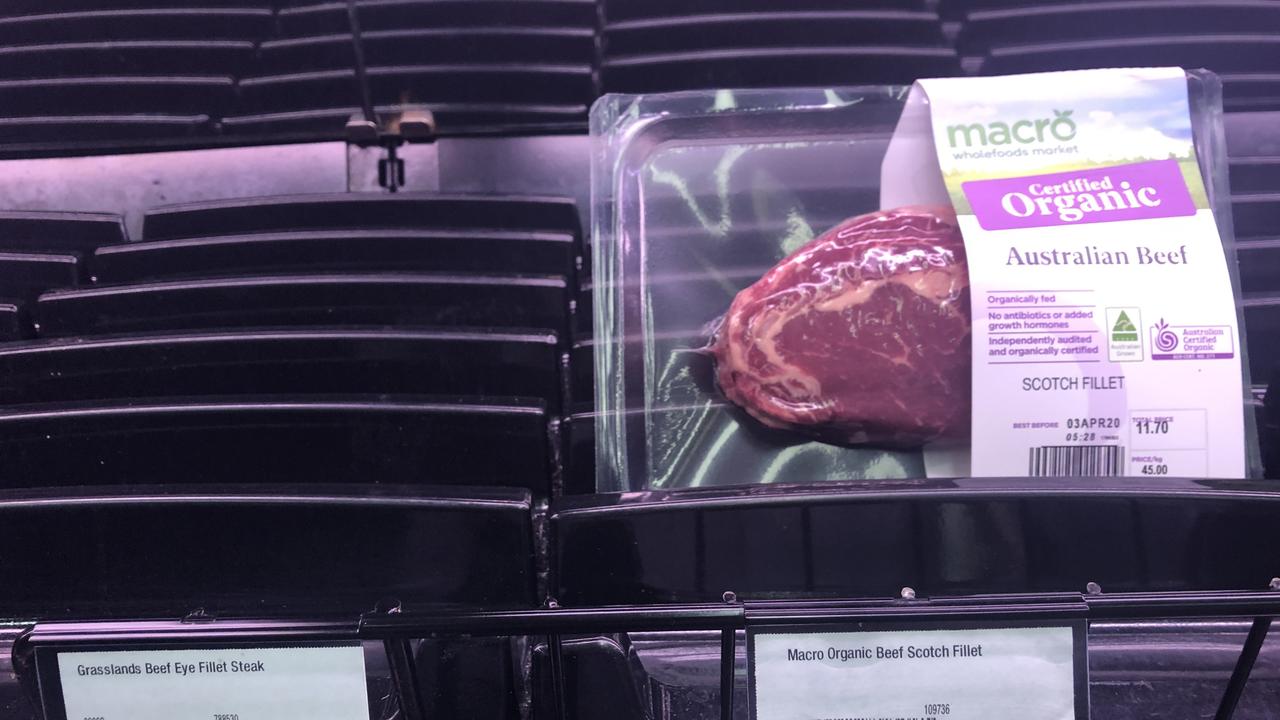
[[591, 77, 1257, 493]]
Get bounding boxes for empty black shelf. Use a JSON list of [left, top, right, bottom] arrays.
[[605, 11, 948, 55], [0, 396, 550, 490], [0, 0, 273, 13], [91, 229, 576, 282], [35, 273, 569, 336], [0, 328, 561, 408], [372, 26, 594, 64], [356, 0, 596, 30], [1244, 294, 1280, 380], [977, 35, 1280, 77], [278, 0, 596, 38], [0, 8, 274, 45], [1230, 157, 1280, 194], [0, 114, 212, 143], [1224, 107, 1278, 156], [259, 33, 360, 73], [552, 479, 1280, 605], [1237, 238, 1280, 294], [1219, 73, 1280, 112], [0, 76, 236, 117], [239, 64, 593, 117], [223, 101, 587, 135], [958, 1, 1280, 54], [275, 2, 353, 36], [0, 483, 536, 616], [0, 210, 125, 251], [0, 40, 256, 80], [1232, 194, 1280, 239], [367, 62, 593, 106], [939, 0, 1216, 18], [0, 301, 23, 340], [261, 28, 594, 74], [142, 193, 581, 246], [603, 47, 962, 93], [0, 252, 80, 299], [217, 108, 356, 137], [605, 0, 928, 24], [236, 69, 362, 115]]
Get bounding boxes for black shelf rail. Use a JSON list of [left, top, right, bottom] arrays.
[[21, 585, 1280, 720]]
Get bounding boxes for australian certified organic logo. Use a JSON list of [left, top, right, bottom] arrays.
[[947, 109, 1077, 148], [1152, 319, 1179, 353], [1149, 318, 1236, 361]]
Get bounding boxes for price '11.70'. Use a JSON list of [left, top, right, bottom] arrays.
[[1135, 419, 1170, 435]]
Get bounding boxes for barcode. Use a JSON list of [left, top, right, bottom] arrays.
[[1028, 445, 1125, 477]]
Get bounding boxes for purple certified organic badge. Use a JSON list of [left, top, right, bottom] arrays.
[[962, 159, 1197, 231], [1150, 318, 1235, 360]]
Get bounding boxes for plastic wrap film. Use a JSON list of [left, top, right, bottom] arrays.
[[591, 88, 927, 491], [1188, 71, 1266, 478]]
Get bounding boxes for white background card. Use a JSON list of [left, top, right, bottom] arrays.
[[55, 645, 370, 720], [751, 626, 1081, 720]]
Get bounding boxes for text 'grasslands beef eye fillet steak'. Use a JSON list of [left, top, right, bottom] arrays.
[[710, 206, 971, 448]]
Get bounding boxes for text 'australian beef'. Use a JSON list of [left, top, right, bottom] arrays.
[[710, 207, 971, 447]]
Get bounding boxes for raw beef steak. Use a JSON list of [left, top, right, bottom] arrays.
[[710, 206, 970, 447]]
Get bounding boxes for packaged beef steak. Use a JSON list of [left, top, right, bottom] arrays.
[[709, 206, 971, 448], [591, 77, 1254, 492]]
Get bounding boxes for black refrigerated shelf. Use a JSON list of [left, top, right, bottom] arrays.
[[0, 210, 125, 251], [34, 273, 570, 336], [0, 396, 552, 489], [0, 192, 582, 502], [0, 329, 557, 405], [0, 484, 538, 617], [0, 252, 81, 299], [552, 478, 1280, 606], [90, 228, 577, 281], [141, 193, 582, 246]]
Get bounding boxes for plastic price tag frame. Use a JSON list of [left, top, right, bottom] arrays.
[[34, 639, 375, 720], [747, 620, 1089, 720]]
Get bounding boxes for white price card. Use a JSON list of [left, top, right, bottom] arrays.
[[749, 624, 1086, 720], [47, 644, 370, 720]]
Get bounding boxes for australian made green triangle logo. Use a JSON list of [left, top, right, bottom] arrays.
[[1112, 311, 1138, 342]]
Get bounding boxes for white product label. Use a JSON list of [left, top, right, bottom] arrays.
[[56, 645, 369, 720], [912, 68, 1245, 478], [750, 626, 1080, 720]]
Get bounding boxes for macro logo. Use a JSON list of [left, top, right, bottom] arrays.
[[946, 110, 1077, 148]]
